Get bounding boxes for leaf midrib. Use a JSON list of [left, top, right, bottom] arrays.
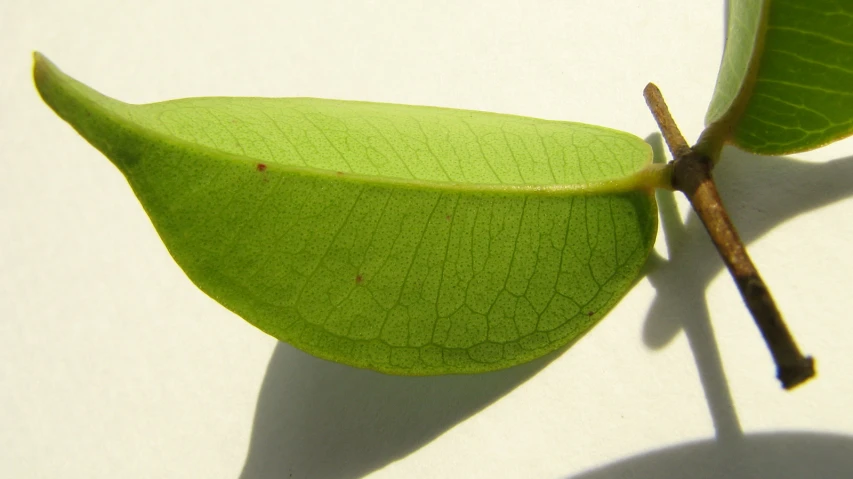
[[35, 53, 661, 197]]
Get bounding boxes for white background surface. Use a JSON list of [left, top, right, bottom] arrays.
[[3, 1, 853, 478]]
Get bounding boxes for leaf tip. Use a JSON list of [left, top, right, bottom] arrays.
[[32, 52, 62, 105], [32, 51, 54, 77], [32, 50, 47, 65], [32, 51, 48, 83]]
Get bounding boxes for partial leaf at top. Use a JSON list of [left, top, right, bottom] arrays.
[[704, 0, 853, 156], [33, 53, 658, 375]]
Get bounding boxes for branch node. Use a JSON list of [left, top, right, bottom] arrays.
[[643, 83, 816, 390]]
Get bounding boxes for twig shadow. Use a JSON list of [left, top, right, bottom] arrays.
[[570, 133, 853, 478]]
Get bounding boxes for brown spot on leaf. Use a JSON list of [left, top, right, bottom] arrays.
[[587, 311, 595, 316], [256, 163, 267, 172], [445, 215, 452, 221], [336, 171, 345, 176], [356, 274, 363, 284]]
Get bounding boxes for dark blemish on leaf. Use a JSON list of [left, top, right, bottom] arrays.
[[445, 215, 452, 221], [115, 149, 141, 171], [256, 163, 267, 172], [336, 171, 344, 176], [587, 311, 595, 316], [356, 274, 363, 284]]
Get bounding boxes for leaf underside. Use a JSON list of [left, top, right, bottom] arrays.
[[34, 53, 657, 375], [706, 0, 853, 155]]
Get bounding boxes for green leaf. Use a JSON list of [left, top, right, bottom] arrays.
[[34, 53, 658, 375], [704, 0, 853, 155]]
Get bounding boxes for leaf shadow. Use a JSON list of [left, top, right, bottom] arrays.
[[575, 133, 853, 479], [239, 340, 562, 479], [568, 431, 853, 479]]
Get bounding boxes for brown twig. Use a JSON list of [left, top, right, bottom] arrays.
[[643, 83, 815, 390]]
